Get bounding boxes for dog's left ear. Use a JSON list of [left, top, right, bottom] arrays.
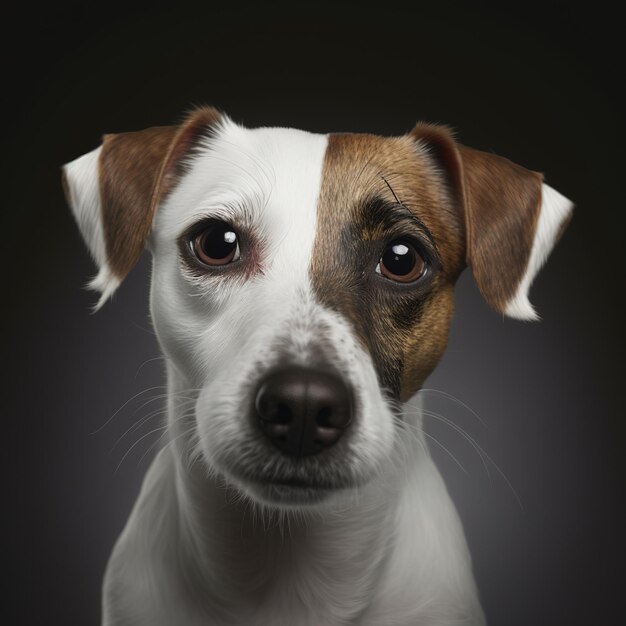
[[62, 106, 222, 309], [411, 123, 574, 320]]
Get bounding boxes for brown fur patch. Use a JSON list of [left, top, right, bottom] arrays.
[[311, 133, 465, 401], [458, 144, 543, 312], [411, 124, 544, 313], [99, 106, 221, 280]]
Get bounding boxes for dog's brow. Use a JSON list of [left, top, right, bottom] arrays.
[[380, 175, 402, 206], [362, 195, 440, 254], [394, 204, 439, 251], [379, 175, 439, 251], [177, 196, 260, 235]]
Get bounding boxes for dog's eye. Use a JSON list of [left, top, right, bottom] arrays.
[[376, 240, 426, 283], [191, 222, 241, 266]]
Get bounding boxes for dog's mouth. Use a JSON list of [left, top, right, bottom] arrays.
[[233, 470, 355, 507], [266, 476, 322, 488], [249, 477, 340, 506]]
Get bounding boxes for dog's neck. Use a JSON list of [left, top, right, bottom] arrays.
[[163, 368, 406, 621], [175, 457, 395, 617]]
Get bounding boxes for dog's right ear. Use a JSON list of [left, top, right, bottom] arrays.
[[62, 106, 222, 309]]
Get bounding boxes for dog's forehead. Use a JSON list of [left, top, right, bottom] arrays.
[[157, 122, 328, 236], [158, 122, 459, 250]]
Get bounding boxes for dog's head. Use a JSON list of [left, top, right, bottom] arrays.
[[63, 107, 572, 508]]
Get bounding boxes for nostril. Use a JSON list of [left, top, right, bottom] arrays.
[[275, 403, 292, 424], [315, 406, 333, 427], [255, 387, 295, 425]]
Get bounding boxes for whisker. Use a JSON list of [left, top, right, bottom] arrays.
[[137, 428, 170, 467], [89, 386, 169, 435], [409, 407, 492, 483], [137, 416, 198, 468], [131, 321, 157, 337], [417, 388, 487, 426], [134, 355, 167, 380], [109, 398, 197, 454], [115, 424, 169, 474], [423, 431, 468, 475], [403, 403, 523, 509]]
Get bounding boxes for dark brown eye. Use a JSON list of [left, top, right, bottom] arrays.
[[191, 222, 240, 266], [377, 240, 426, 283]]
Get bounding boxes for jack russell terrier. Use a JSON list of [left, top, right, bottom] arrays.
[[62, 107, 573, 625]]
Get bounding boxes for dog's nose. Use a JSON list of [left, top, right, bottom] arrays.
[[255, 368, 353, 456]]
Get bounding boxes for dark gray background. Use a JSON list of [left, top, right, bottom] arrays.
[[4, 2, 624, 625]]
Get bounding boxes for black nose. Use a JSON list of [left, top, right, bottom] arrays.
[[254, 368, 353, 457]]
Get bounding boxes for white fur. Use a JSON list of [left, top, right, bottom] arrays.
[[62, 146, 120, 309], [504, 183, 573, 320]]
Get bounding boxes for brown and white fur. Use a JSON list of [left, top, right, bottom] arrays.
[[62, 107, 573, 626]]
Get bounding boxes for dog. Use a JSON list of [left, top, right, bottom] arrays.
[[62, 106, 573, 625]]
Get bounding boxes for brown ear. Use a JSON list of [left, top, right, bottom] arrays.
[[62, 106, 222, 308], [411, 123, 573, 320]]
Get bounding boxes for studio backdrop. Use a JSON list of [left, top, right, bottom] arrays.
[[4, 3, 624, 625]]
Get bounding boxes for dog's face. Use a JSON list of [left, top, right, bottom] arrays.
[[63, 107, 572, 508]]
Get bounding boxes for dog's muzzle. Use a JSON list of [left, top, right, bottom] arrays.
[[254, 367, 353, 456]]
